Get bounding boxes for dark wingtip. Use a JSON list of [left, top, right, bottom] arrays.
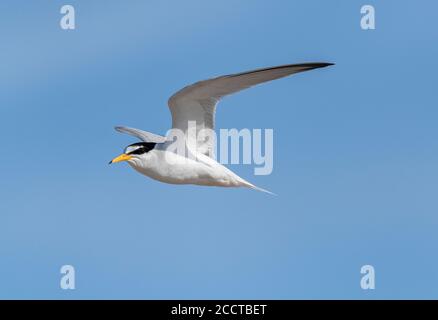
[[305, 62, 335, 69], [108, 160, 113, 165]]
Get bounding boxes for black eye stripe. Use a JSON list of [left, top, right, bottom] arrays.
[[128, 147, 144, 155]]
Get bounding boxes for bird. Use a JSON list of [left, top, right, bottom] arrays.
[[110, 62, 334, 194]]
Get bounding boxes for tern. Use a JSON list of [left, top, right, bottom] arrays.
[[110, 62, 333, 194]]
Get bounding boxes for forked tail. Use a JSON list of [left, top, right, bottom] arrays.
[[239, 179, 276, 196], [246, 184, 277, 196]]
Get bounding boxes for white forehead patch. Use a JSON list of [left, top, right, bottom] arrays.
[[124, 145, 142, 154]]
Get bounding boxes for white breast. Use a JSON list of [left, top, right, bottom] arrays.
[[128, 149, 243, 187]]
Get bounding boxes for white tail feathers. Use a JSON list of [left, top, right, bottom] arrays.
[[248, 184, 277, 196], [240, 180, 276, 196]]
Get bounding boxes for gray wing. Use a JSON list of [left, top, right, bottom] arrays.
[[168, 62, 334, 157], [115, 126, 167, 143]]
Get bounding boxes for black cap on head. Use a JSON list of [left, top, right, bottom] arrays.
[[124, 142, 157, 155]]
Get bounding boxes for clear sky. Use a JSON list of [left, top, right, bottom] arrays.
[[1, 0, 437, 299]]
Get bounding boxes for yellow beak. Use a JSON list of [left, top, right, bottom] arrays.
[[109, 153, 132, 164]]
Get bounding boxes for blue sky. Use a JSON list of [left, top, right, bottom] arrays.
[[0, 0, 437, 299]]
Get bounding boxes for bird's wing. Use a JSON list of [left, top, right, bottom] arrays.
[[168, 62, 333, 157], [114, 126, 167, 143]]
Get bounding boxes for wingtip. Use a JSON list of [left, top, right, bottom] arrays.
[[308, 62, 335, 69]]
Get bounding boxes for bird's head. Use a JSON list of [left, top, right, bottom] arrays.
[[109, 142, 156, 165]]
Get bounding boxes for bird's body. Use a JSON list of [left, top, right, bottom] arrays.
[[110, 62, 334, 194], [128, 143, 253, 188]]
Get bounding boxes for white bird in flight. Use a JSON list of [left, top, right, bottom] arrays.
[[110, 62, 333, 194]]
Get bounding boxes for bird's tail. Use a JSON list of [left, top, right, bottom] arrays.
[[248, 184, 277, 196], [239, 179, 276, 196], [220, 163, 276, 195]]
